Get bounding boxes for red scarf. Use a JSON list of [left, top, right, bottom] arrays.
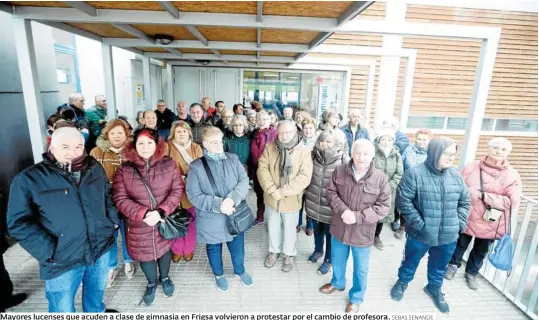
[[47, 151, 89, 173]]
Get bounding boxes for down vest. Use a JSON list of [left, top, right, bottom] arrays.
[[112, 140, 184, 262], [396, 137, 471, 246], [7, 154, 119, 280], [461, 157, 522, 240], [305, 147, 349, 224], [373, 145, 403, 223]]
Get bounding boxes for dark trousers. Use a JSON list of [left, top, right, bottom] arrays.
[[253, 177, 265, 222], [313, 221, 331, 262], [398, 237, 457, 290], [206, 232, 245, 277], [297, 196, 313, 229], [140, 251, 173, 285], [1, 254, 14, 312], [375, 222, 383, 237], [449, 233, 493, 276]]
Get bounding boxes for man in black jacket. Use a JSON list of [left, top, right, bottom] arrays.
[[155, 99, 177, 139], [7, 127, 119, 313]]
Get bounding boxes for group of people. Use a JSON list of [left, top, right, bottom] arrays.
[[2, 93, 522, 315]]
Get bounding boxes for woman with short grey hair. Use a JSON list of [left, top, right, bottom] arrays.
[[224, 115, 251, 169]]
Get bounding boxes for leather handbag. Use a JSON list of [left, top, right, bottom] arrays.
[[201, 157, 253, 235], [479, 169, 504, 222], [130, 164, 191, 240]]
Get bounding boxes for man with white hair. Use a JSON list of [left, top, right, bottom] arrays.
[[282, 107, 293, 120], [319, 139, 391, 313], [85, 94, 108, 150], [56, 93, 90, 149], [7, 127, 119, 312], [258, 120, 313, 272]]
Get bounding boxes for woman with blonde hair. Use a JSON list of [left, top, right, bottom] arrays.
[[90, 119, 135, 288], [167, 120, 203, 262]]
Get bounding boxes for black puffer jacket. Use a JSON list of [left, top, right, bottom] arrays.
[[7, 154, 119, 280], [304, 146, 349, 224]]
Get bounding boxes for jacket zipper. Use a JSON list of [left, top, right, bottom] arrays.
[[146, 163, 158, 261], [440, 174, 445, 241], [72, 174, 94, 265]]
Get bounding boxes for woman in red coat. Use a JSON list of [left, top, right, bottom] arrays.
[[112, 128, 184, 306]]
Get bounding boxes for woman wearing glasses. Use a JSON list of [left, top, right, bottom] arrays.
[[224, 115, 251, 172], [167, 121, 203, 263]]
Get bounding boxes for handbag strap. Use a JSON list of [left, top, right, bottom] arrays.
[[201, 157, 221, 197], [479, 169, 486, 203], [130, 164, 158, 210]]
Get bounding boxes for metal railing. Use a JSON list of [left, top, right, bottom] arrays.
[[468, 195, 538, 319]]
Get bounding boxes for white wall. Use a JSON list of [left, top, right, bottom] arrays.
[[75, 36, 105, 108]]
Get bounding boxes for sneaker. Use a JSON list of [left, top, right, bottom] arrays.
[[318, 262, 332, 275], [264, 253, 280, 268], [106, 269, 119, 288], [307, 251, 323, 264], [394, 227, 405, 240], [391, 220, 400, 232], [465, 273, 479, 290], [161, 277, 175, 297], [236, 272, 253, 287], [444, 264, 458, 280], [215, 276, 229, 292], [143, 284, 157, 306], [282, 255, 294, 272], [296, 225, 301, 233], [424, 285, 450, 313], [374, 236, 384, 250], [124, 263, 135, 280], [390, 280, 408, 301], [306, 228, 313, 236]]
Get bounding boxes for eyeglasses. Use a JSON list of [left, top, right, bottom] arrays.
[[443, 152, 457, 158], [205, 140, 223, 145]]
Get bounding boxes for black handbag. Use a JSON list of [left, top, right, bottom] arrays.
[[201, 157, 253, 235], [130, 164, 191, 240]]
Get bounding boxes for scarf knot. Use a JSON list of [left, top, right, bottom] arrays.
[[275, 133, 300, 186]]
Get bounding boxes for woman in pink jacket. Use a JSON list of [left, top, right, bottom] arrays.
[[445, 137, 521, 290]]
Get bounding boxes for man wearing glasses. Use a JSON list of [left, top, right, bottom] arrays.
[[155, 99, 177, 139], [390, 137, 471, 314]]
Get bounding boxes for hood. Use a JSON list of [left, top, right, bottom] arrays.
[[425, 137, 457, 175], [96, 137, 112, 153], [121, 138, 167, 167]]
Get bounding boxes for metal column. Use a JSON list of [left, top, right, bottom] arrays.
[[142, 56, 152, 109]]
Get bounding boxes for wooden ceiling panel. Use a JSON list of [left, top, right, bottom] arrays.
[[261, 29, 319, 44], [7, 1, 70, 7], [198, 27, 257, 42], [172, 1, 257, 14], [132, 25, 197, 40], [263, 1, 353, 18], [260, 51, 298, 57], [179, 48, 213, 54], [136, 47, 168, 53], [219, 50, 257, 55], [85, 1, 163, 10], [67, 23, 136, 38]]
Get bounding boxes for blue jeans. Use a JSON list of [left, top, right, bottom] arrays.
[[313, 221, 331, 262], [398, 236, 457, 290], [45, 251, 110, 312], [109, 220, 133, 269], [330, 236, 371, 305], [206, 232, 245, 276]]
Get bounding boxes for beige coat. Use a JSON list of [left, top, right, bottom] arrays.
[[257, 142, 313, 213]]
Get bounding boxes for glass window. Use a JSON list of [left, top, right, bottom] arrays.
[[446, 117, 467, 130], [482, 118, 495, 131], [495, 119, 538, 132], [407, 116, 445, 129]]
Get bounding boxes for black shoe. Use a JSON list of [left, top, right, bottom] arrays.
[[5, 293, 27, 309], [424, 285, 450, 313], [143, 284, 157, 306], [390, 280, 408, 301], [105, 309, 119, 313]]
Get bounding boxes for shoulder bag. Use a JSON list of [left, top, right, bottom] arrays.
[[200, 157, 253, 235]]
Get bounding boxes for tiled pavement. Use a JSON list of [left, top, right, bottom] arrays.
[[4, 191, 529, 318]]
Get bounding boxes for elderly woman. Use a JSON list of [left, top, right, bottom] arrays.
[[372, 127, 403, 250], [246, 110, 257, 133], [394, 129, 432, 237], [112, 128, 183, 306], [90, 119, 135, 288], [317, 109, 349, 155], [250, 111, 278, 225], [224, 115, 251, 170], [294, 111, 310, 134], [320, 139, 391, 313], [166, 121, 203, 263], [445, 137, 521, 290], [304, 130, 349, 275], [297, 117, 318, 235], [186, 127, 252, 292], [135, 111, 145, 130]]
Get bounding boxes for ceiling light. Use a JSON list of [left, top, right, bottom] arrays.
[[154, 34, 173, 45], [196, 60, 210, 66]]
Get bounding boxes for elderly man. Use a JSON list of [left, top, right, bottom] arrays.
[[155, 99, 176, 139], [282, 107, 293, 120], [207, 101, 226, 126], [7, 127, 119, 312], [143, 110, 158, 130], [176, 101, 191, 122], [390, 137, 471, 314], [201, 97, 216, 120], [258, 120, 313, 272], [85, 94, 108, 150], [341, 109, 371, 155], [215, 109, 234, 135], [319, 139, 391, 313], [57, 93, 90, 148], [188, 103, 210, 144]]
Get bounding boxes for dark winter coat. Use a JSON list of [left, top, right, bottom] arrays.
[[187, 119, 210, 145], [224, 134, 251, 165], [112, 141, 184, 262], [396, 137, 471, 246], [7, 154, 119, 280], [373, 145, 403, 222]]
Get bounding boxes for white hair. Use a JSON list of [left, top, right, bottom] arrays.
[[383, 116, 400, 131], [94, 94, 105, 103], [488, 137, 512, 151], [277, 119, 296, 130], [283, 107, 293, 113], [68, 92, 83, 104], [351, 138, 375, 159], [50, 127, 84, 148], [257, 110, 269, 120]]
